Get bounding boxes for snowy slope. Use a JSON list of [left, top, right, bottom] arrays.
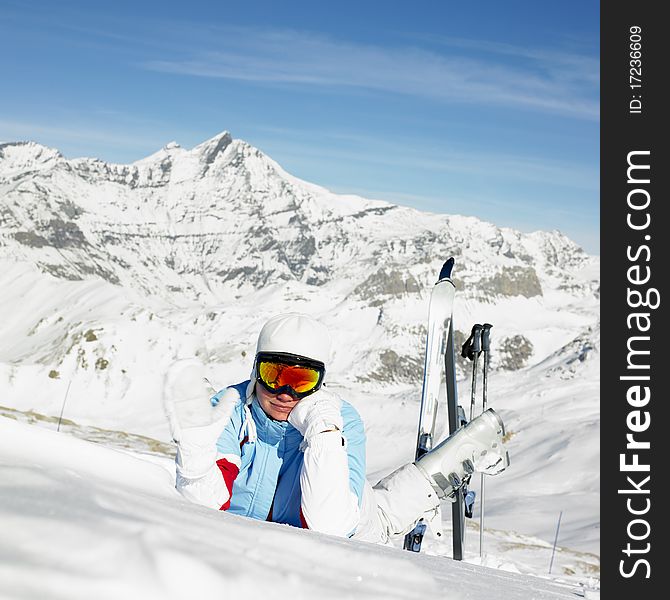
[[0, 133, 600, 587], [0, 417, 596, 599]]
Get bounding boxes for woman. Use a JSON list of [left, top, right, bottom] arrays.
[[167, 313, 509, 544]]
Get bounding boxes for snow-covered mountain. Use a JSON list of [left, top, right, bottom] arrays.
[[0, 131, 598, 386], [0, 133, 597, 301], [0, 133, 599, 589]]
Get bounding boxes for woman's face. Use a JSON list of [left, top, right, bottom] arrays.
[[255, 382, 301, 421]]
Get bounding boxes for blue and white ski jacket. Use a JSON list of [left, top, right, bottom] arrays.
[[201, 380, 367, 537]]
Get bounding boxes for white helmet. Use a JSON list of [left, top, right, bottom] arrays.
[[256, 313, 332, 365]]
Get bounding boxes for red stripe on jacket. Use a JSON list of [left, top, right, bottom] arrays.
[[216, 458, 240, 511], [299, 507, 308, 529]]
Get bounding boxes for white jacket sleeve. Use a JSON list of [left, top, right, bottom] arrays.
[[299, 430, 361, 537], [176, 449, 242, 509], [171, 385, 243, 510], [175, 460, 231, 509]]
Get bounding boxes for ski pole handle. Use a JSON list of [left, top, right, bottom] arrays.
[[461, 323, 483, 360], [473, 325, 482, 354], [481, 323, 493, 353]]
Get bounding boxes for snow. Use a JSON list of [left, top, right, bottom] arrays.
[[0, 416, 592, 599], [0, 132, 600, 596]]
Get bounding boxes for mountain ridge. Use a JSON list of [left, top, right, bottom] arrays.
[[0, 133, 596, 300]]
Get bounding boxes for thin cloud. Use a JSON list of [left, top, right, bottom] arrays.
[[412, 33, 599, 81], [251, 129, 598, 191], [4, 7, 597, 120], [142, 26, 598, 120]]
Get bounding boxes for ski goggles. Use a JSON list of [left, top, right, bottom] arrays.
[[255, 352, 325, 399]]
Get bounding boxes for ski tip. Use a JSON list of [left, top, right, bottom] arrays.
[[438, 257, 455, 280]]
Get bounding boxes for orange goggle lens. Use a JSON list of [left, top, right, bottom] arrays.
[[257, 360, 322, 395]]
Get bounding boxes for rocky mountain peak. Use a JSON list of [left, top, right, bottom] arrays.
[[192, 130, 233, 162], [0, 141, 64, 179]]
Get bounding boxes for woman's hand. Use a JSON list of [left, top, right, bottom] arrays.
[[288, 388, 343, 441]]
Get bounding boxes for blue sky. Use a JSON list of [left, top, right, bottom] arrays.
[[0, 0, 599, 253]]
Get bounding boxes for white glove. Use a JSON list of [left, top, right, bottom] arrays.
[[288, 388, 343, 441], [163, 359, 236, 479]]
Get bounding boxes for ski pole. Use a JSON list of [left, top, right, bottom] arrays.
[[461, 324, 483, 421], [480, 324, 492, 411], [57, 380, 72, 432], [549, 511, 563, 574], [479, 323, 492, 557], [470, 329, 480, 423], [458, 323, 483, 554]]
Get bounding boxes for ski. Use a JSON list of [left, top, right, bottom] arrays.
[[404, 257, 456, 553], [445, 305, 465, 560]]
